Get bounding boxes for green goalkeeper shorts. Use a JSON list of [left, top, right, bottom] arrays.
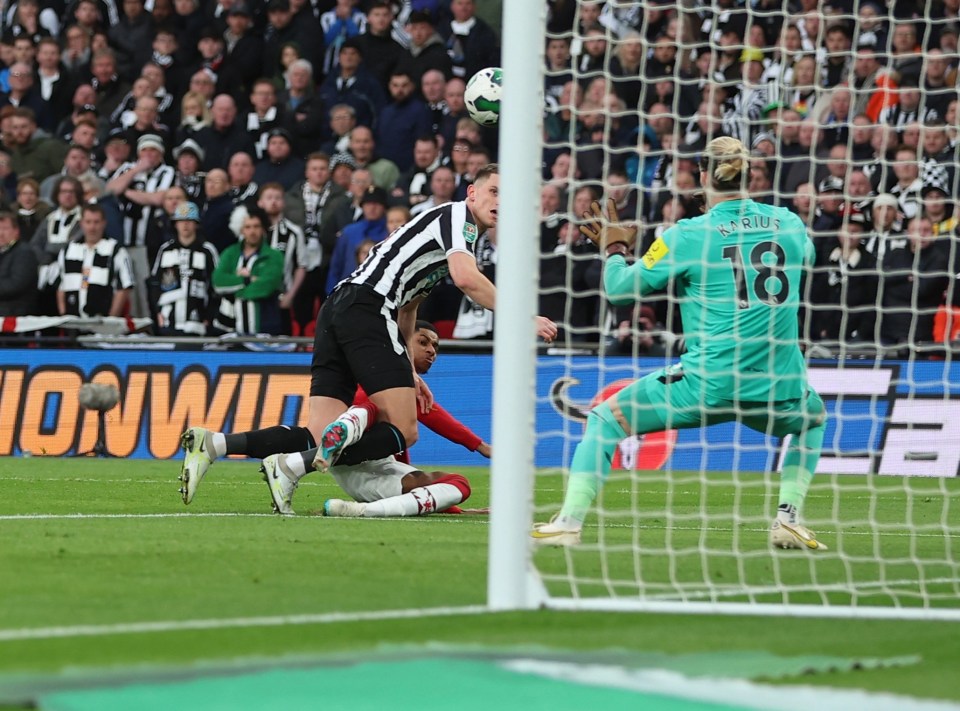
[[606, 366, 825, 439]]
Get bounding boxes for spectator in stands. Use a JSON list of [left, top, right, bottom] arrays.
[[0, 60, 53, 133], [419, 68, 448, 137], [355, 0, 405, 92], [192, 94, 255, 170], [921, 180, 956, 237], [409, 164, 454, 217], [377, 70, 432, 173], [96, 128, 130, 181], [807, 211, 876, 342], [850, 44, 886, 121], [12, 177, 49, 237], [279, 59, 324, 153], [923, 49, 957, 119], [177, 90, 212, 139], [61, 24, 92, 81], [283, 151, 350, 333], [0, 211, 38, 317], [262, 0, 323, 81], [889, 145, 923, 223], [222, 3, 263, 97], [108, 0, 152, 81], [253, 128, 303, 191], [172, 138, 206, 203], [245, 79, 285, 162], [325, 184, 388, 293], [322, 103, 357, 156], [185, 71, 216, 109], [328, 150, 356, 190], [226, 150, 257, 204], [257, 181, 305, 334], [438, 0, 499, 81], [106, 133, 176, 251], [399, 12, 453, 85], [9, 108, 66, 183], [890, 22, 923, 84], [544, 36, 572, 112], [318, 37, 386, 134], [148, 200, 220, 336], [863, 193, 905, 261], [872, 215, 951, 347], [57, 202, 134, 318], [149, 28, 188, 101], [30, 175, 83, 298], [35, 38, 74, 122], [319, 0, 366, 76], [39, 144, 94, 204], [190, 26, 241, 100], [199, 168, 234, 253], [347, 125, 398, 190], [90, 49, 129, 119], [438, 76, 468, 150], [812, 176, 845, 237], [393, 134, 441, 208], [212, 204, 285, 335]]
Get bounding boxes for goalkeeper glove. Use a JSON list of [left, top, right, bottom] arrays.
[[578, 198, 639, 257]]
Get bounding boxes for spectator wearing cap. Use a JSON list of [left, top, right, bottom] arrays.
[[328, 150, 357, 190], [108, 0, 152, 82], [90, 49, 130, 120], [222, 3, 264, 97], [192, 94, 256, 171], [812, 176, 846, 236], [318, 37, 386, 134], [0, 61, 53, 133], [355, 0, 405, 92], [377, 70, 432, 173], [35, 38, 76, 123], [173, 138, 206, 203], [320, 0, 367, 76], [189, 26, 242, 101], [397, 10, 453, 86], [149, 200, 220, 336], [346, 124, 398, 191], [245, 79, 286, 161], [283, 151, 350, 331], [437, 0, 499, 81], [257, 181, 304, 334], [278, 59, 324, 152], [253, 128, 303, 190], [262, 0, 324, 82], [807, 210, 877, 343], [863, 193, 906, 261], [105, 132, 176, 317], [212, 204, 285, 336], [325, 185, 388, 293], [39, 144, 95, 204], [921, 174, 956, 237], [7, 107, 68, 182]]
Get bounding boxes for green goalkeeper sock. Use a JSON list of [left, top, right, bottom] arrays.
[[777, 417, 825, 516], [558, 404, 627, 525]]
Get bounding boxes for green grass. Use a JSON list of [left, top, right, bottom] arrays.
[[1, 457, 959, 705]]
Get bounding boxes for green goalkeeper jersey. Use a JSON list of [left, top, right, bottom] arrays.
[[604, 198, 814, 403]]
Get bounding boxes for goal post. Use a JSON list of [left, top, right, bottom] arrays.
[[487, 0, 960, 620]]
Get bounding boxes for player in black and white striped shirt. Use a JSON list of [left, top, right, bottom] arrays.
[[179, 164, 558, 515]]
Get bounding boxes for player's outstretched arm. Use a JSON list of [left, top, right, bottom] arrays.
[[579, 198, 638, 256]]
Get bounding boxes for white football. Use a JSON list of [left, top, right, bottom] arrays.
[[464, 67, 502, 126]]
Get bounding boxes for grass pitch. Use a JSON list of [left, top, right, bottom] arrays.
[[1, 457, 959, 706]]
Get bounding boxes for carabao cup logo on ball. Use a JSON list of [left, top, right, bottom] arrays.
[[465, 67, 502, 126]]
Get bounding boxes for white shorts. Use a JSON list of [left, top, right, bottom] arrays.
[[329, 456, 418, 502]]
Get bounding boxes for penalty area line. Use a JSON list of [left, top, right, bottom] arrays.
[[0, 605, 489, 642]]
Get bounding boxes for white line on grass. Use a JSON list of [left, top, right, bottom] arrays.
[[0, 605, 488, 642], [638, 577, 960, 602]]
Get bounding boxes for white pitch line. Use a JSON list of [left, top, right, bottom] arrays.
[[639, 576, 960, 602], [0, 605, 488, 642]]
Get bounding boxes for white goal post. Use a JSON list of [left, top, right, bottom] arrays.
[[488, 0, 960, 621]]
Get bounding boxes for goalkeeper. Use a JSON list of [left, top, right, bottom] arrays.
[[533, 136, 827, 551]]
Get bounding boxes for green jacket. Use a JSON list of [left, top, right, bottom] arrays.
[[213, 241, 285, 299]]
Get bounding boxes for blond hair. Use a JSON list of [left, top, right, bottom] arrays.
[[702, 136, 749, 191]]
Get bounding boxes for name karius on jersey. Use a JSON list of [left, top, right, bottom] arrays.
[[716, 215, 782, 237]]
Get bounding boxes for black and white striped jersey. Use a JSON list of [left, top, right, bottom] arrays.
[[268, 218, 307, 293], [344, 200, 478, 310], [57, 236, 135, 317], [150, 238, 220, 335], [110, 162, 177, 248]]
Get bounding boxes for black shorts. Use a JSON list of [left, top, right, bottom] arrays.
[[310, 284, 414, 402]]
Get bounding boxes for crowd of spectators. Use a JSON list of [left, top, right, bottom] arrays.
[[0, 0, 956, 356]]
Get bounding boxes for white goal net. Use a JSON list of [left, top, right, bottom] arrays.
[[490, 0, 960, 619]]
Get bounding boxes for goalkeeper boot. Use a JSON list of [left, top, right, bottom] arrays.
[[314, 409, 366, 471], [769, 519, 828, 551], [531, 515, 582, 547], [262, 454, 297, 516], [179, 427, 214, 505], [323, 498, 366, 517]]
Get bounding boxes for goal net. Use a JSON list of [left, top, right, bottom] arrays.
[[490, 0, 960, 619]]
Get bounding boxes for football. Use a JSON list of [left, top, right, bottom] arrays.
[[464, 67, 502, 126]]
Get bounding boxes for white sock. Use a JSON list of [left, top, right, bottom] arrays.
[[777, 504, 799, 525], [362, 483, 463, 517], [342, 405, 370, 446], [210, 432, 227, 459], [281, 452, 307, 481]]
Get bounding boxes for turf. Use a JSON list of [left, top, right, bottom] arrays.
[[1, 457, 959, 705]]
